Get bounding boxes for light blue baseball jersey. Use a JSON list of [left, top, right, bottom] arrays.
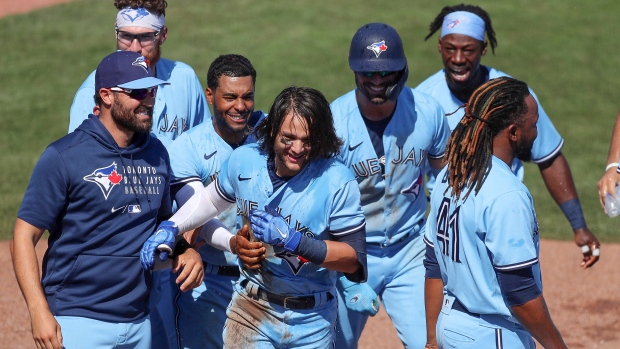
[[69, 57, 209, 146], [216, 144, 366, 296], [415, 67, 563, 163], [167, 111, 265, 266], [425, 156, 542, 322], [331, 88, 450, 245]]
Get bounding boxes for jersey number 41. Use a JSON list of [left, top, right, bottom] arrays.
[[436, 197, 461, 263]]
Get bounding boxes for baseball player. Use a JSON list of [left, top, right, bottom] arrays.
[[424, 77, 567, 349], [414, 4, 600, 268], [11, 51, 203, 349], [69, 0, 208, 147], [331, 23, 451, 349], [597, 110, 620, 215], [166, 54, 265, 349], [140, 86, 368, 349]]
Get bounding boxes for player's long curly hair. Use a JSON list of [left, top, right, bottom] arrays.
[[207, 54, 256, 90], [255, 86, 343, 162], [424, 4, 497, 54], [445, 77, 529, 200], [114, 0, 167, 16]]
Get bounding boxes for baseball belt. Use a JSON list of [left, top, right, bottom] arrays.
[[240, 279, 334, 310], [452, 297, 481, 318], [203, 261, 241, 277]]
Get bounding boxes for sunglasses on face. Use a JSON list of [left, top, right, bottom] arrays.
[[359, 71, 397, 78], [116, 30, 160, 47], [109, 86, 157, 100]]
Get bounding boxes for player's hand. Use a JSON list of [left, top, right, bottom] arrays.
[[140, 220, 177, 270], [172, 247, 204, 292], [236, 224, 266, 270], [338, 275, 380, 316], [597, 167, 620, 210], [31, 309, 63, 349], [250, 208, 301, 252], [574, 227, 601, 269]]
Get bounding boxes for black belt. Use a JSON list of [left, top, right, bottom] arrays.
[[240, 279, 333, 310], [452, 298, 480, 318], [203, 261, 240, 277]]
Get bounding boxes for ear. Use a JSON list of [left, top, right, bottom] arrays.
[[205, 88, 215, 105], [159, 26, 168, 45], [507, 123, 519, 142], [99, 88, 114, 107], [481, 40, 488, 56]]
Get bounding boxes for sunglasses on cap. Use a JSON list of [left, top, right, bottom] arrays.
[[110, 86, 157, 100], [358, 71, 397, 78]]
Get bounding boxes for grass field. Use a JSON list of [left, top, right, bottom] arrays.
[[1, 0, 619, 242]]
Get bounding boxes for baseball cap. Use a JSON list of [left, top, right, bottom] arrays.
[[95, 51, 167, 91]]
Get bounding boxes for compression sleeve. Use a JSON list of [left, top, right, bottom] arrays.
[[198, 218, 234, 253], [169, 182, 233, 234], [496, 265, 541, 307]]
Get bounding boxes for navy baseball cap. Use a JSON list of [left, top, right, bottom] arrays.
[[95, 51, 167, 91]]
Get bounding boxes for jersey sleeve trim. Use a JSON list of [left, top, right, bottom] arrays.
[[330, 221, 366, 237], [423, 235, 434, 248], [531, 139, 564, 164], [171, 176, 202, 188], [494, 257, 539, 271], [214, 176, 235, 203]]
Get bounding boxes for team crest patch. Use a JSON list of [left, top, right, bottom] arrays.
[[366, 40, 388, 58], [119, 7, 150, 23], [274, 250, 309, 275], [401, 173, 423, 198], [83, 162, 123, 200], [132, 56, 149, 72]]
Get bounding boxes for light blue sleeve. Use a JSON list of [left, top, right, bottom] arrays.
[[483, 191, 538, 270], [529, 89, 563, 163], [68, 71, 96, 133], [428, 98, 451, 160], [329, 179, 365, 233], [168, 132, 204, 183]]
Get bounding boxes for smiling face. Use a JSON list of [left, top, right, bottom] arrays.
[[110, 89, 155, 134], [354, 70, 401, 105], [273, 111, 311, 177], [207, 75, 255, 144], [438, 33, 487, 96]]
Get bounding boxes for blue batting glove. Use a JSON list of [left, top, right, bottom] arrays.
[[140, 220, 177, 270], [250, 208, 301, 252], [338, 275, 380, 316]]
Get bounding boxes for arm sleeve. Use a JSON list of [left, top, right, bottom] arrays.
[[529, 89, 564, 163], [424, 241, 442, 279], [169, 181, 233, 233], [198, 218, 234, 252], [496, 265, 541, 307]]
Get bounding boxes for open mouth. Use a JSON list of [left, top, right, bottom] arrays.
[[448, 68, 470, 82]]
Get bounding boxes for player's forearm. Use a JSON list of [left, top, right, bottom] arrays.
[[321, 241, 360, 274], [169, 182, 232, 233], [10, 219, 52, 316], [539, 153, 579, 205], [424, 277, 444, 346], [510, 295, 567, 349]]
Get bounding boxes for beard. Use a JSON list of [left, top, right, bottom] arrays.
[[515, 135, 534, 162], [355, 75, 389, 105], [111, 97, 152, 134]]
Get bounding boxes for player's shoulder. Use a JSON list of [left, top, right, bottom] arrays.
[[330, 90, 358, 120], [312, 156, 356, 182], [478, 157, 531, 201], [156, 58, 200, 81], [414, 69, 446, 93]]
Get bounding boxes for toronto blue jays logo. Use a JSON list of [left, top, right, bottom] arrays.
[[83, 162, 123, 200], [401, 172, 423, 199], [132, 56, 149, 72], [446, 19, 461, 29], [274, 250, 308, 275], [367, 40, 388, 58], [119, 7, 150, 23]]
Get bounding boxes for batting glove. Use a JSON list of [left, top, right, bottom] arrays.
[[140, 220, 177, 270], [339, 275, 380, 316], [250, 208, 301, 252]]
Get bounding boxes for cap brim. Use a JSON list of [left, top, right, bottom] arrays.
[[118, 77, 169, 89]]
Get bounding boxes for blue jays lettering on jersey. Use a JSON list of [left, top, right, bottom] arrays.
[[168, 111, 265, 266], [424, 156, 541, 321], [18, 114, 171, 323], [415, 66, 563, 163], [69, 58, 209, 146], [331, 87, 450, 245], [215, 144, 366, 295]]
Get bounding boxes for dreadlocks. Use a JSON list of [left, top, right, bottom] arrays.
[[445, 77, 529, 200], [424, 4, 497, 54]]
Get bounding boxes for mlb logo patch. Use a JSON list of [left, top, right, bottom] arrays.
[[128, 205, 142, 213]]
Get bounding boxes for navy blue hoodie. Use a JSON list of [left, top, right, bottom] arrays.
[[18, 114, 172, 322]]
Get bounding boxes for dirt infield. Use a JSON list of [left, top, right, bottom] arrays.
[[2, 1, 619, 348], [3, 239, 619, 348]]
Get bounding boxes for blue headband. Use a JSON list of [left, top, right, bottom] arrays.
[[115, 7, 165, 31], [440, 11, 485, 41]]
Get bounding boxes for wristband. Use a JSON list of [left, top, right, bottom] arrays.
[[606, 162, 619, 171], [295, 235, 327, 265], [559, 198, 587, 231], [172, 237, 192, 256]]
